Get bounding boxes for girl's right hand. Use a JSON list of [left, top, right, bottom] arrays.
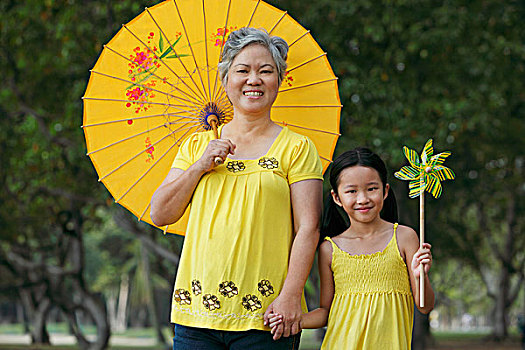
[[411, 242, 432, 278], [269, 313, 304, 337], [268, 312, 283, 331], [195, 139, 236, 172]]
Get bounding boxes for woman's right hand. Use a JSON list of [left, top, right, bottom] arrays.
[[195, 139, 236, 172]]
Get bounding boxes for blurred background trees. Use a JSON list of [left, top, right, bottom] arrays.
[[0, 0, 523, 348]]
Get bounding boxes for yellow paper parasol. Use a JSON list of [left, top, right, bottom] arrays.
[[82, 0, 342, 235]]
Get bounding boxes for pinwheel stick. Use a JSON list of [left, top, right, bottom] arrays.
[[419, 190, 425, 308], [207, 115, 223, 165]]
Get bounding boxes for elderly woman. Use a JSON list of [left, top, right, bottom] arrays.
[[150, 27, 322, 349]]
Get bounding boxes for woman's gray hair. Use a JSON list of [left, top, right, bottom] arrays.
[[218, 27, 289, 86]]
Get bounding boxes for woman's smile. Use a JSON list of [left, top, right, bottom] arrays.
[[243, 90, 264, 97]]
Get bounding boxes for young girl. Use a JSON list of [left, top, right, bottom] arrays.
[[268, 147, 434, 349]]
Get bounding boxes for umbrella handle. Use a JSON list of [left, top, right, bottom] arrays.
[[207, 115, 223, 165]]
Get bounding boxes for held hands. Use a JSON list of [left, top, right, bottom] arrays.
[[411, 243, 433, 278], [263, 295, 302, 341], [195, 139, 236, 173], [267, 312, 295, 338]]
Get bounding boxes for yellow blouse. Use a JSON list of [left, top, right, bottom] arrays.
[[322, 223, 414, 349], [170, 126, 323, 331]]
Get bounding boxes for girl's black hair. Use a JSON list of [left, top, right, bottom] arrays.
[[321, 147, 398, 237]]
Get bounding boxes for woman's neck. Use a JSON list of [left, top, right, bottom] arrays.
[[222, 114, 278, 138]]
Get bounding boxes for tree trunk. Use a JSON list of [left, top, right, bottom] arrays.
[[491, 194, 518, 340], [141, 244, 166, 346], [17, 298, 30, 334], [412, 309, 430, 350], [19, 287, 51, 345], [115, 274, 129, 332], [68, 281, 111, 350], [492, 269, 509, 340], [107, 290, 117, 331], [31, 297, 51, 345]]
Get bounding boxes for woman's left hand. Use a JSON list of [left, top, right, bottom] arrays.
[[264, 293, 302, 340], [411, 242, 432, 278]]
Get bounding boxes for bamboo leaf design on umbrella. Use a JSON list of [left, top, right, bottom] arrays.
[[394, 139, 455, 198]]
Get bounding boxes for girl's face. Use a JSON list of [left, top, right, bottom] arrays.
[[332, 165, 389, 225]]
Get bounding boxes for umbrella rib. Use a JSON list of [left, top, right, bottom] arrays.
[[211, 0, 232, 102], [138, 124, 199, 221], [287, 53, 327, 73], [279, 78, 338, 93], [89, 69, 195, 106], [82, 112, 199, 128], [98, 123, 196, 182], [268, 11, 287, 34], [139, 202, 152, 221], [289, 30, 310, 48], [217, 90, 232, 107], [103, 44, 202, 106], [115, 124, 201, 204], [123, 22, 206, 104], [319, 155, 332, 162], [82, 97, 198, 114], [274, 121, 341, 136], [202, 0, 212, 101], [86, 124, 168, 156], [166, 118, 204, 126], [146, 5, 206, 103], [246, 0, 261, 27], [170, 1, 209, 101]]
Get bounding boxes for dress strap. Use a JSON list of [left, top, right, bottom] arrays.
[[390, 222, 403, 258], [324, 236, 339, 251], [324, 236, 334, 244], [393, 222, 399, 234]]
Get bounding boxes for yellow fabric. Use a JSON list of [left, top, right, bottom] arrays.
[[322, 223, 414, 350], [170, 126, 323, 331]]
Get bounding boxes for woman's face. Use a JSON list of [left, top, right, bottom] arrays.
[[224, 44, 280, 117]]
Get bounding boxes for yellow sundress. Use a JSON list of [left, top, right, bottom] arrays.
[[170, 126, 323, 331], [322, 223, 414, 349]]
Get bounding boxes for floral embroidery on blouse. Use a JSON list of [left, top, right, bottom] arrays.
[[226, 161, 246, 173], [258, 157, 279, 169], [219, 281, 239, 298], [203, 294, 221, 311], [191, 280, 202, 296], [258, 280, 275, 297], [173, 289, 191, 305], [242, 294, 262, 311]]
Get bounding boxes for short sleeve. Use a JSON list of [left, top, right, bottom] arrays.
[[171, 134, 198, 170], [287, 136, 323, 184]]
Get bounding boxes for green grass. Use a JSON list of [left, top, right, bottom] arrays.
[[0, 323, 170, 338], [0, 324, 521, 349], [433, 331, 492, 340], [0, 346, 167, 350]]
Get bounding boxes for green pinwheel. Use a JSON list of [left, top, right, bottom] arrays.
[[394, 139, 455, 198], [394, 138, 455, 308]]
